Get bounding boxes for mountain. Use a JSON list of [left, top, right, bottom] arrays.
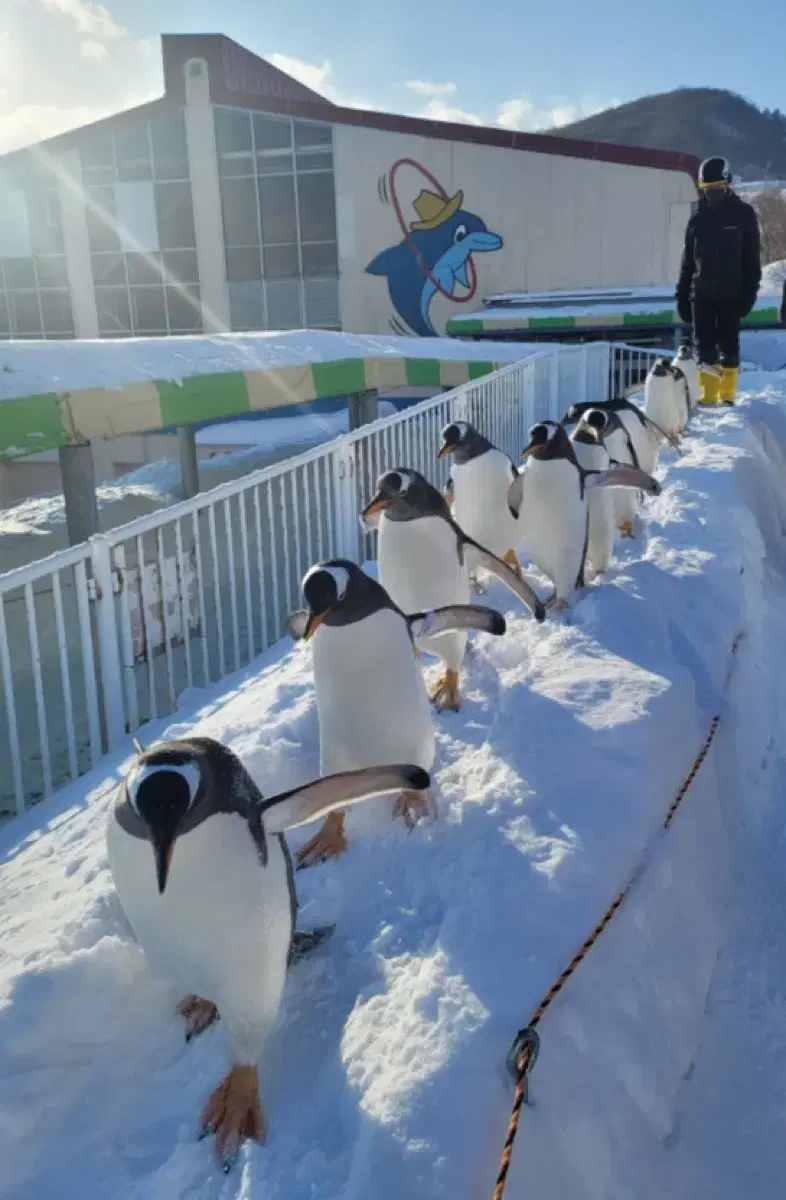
[[558, 88, 786, 181]]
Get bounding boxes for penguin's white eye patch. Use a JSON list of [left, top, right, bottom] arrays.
[[126, 762, 201, 811], [323, 565, 349, 599]]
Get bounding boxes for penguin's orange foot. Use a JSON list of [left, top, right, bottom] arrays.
[[393, 788, 431, 829], [178, 995, 219, 1042], [430, 669, 461, 711], [295, 812, 348, 868], [619, 520, 635, 539], [503, 549, 523, 579], [200, 1064, 265, 1168]]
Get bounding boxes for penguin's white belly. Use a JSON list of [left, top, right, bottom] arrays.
[[378, 516, 469, 668], [452, 452, 519, 559], [645, 377, 681, 435], [519, 459, 587, 598], [107, 813, 291, 1060], [677, 360, 700, 409], [572, 441, 614, 574]]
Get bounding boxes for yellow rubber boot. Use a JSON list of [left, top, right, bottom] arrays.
[[718, 366, 739, 405], [698, 366, 721, 406]]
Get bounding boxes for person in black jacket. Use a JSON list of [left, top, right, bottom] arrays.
[[676, 156, 761, 405]]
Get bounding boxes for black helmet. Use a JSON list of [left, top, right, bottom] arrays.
[[698, 156, 732, 189]]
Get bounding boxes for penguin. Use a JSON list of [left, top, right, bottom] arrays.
[[107, 737, 429, 1167], [672, 345, 701, 412], [362, 468, 545, 711], [563, 397, 667, 538], [570, 409, 616, 577], [512, 421, 661, 610], [438, 421, 523, 583], [287, 559, 507, 865], [644, 358, 690, 441]]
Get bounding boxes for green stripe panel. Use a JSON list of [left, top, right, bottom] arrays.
[[404, 357, 443, 387], [468, 361, 495, 380], [312, 357, 368, 398], [530, 316, 575, 330], [446, 317, 485, 334], [0, 393, 67, 459], [743, 307, 779, 326], [623, 310, 676, 326], [157, 372, 251, 426]]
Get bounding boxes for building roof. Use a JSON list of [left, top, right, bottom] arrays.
[[1, 33, 701, 181]]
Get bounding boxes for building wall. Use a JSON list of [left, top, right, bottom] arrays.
[[333, 124, 696, 337]]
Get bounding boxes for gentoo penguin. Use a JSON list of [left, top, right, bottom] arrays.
[[287, 559, 506, 865], [438, 421, 522, 580], [107, 737, 429, 1166], [570, 410, 616, 576], [644, 358, 690, 441], [513, 421, 660, 610], [672, 345, 700, 412], [563, 397, 666, 538], [362, 468, 544, 710]]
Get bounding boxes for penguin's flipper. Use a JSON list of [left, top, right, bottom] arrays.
[[507, 470, 525, 519], [261, 764, 431, 834], [287, 610, 310, 641], [458, 532, 546, 623], [408, 604, 506, 640], [584, 467, 661, 496], [288, 925, 336, 966]]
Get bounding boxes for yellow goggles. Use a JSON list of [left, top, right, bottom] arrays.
[[698, 179, 728, 191]]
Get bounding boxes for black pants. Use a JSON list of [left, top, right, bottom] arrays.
[[691, 297, 741, 368]]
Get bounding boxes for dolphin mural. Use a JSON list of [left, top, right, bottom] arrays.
[[366, 183, 503, 337]]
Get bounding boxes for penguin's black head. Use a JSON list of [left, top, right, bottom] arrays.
[[438, 421, 490, 464], [299, 560, 353, 639], [585, 409, 609, 436], [675, 345, 693, 362], [651, 358, 673, 378], [362, 468, 445, 523], [522, 420, 564, 458], [125, 752, 201, 894]]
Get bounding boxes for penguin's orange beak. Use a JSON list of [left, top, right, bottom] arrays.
[[521, 441, 536, 459], [362, 493, 392, 518], [303, 609, 328, 641], [438, 442, 455, 459]]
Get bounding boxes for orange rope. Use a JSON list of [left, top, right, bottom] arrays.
[[490, 634, 742, 1200]]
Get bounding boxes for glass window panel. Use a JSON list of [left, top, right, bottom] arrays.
[[35, 255, 69, 288], [220, 177, 259, 246], [304, 278, 340, 328], [28, 191, 64, 255], [294, 120, 332, 148], [115, 126, 152, 181], [4, 257, 35, 288], [96, 287, 131, 335], [0, 189, 32, 257], [150, 111, 189, 180], [226, 245, 262, 282], [11, 292, 43, 335], [301, 242, 338, 276], [131, 285, 167, 332], [127, 251, 163, 285], [228, 280, 264, 331], [39, 290, 74, 335], [80, 135, 115, 171], [155, 181, 196, 249], [86, 185, 120, 252], [296, 172, 337, 243], [165, 285, 202, 333], [263, 243, 299, 278], [91, 253, 126, 285], [257, 151, 294, 176], [265, 279, 302, 329], [253, 114, 292, 151], [0, 294, 10, 335], [215, 108, 254, 177], [258, 175, 296, 245], [296, 148, 334, 172], [162, 249, 199, 283]]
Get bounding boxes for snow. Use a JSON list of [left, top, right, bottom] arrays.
[[0, 331, 539, 402], [2, 376, 786, 1197]]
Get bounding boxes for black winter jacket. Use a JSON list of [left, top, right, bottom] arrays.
[[676, 191, 761, 321]]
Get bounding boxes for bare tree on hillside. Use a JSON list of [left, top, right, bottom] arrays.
[[748, 190, 786, 263]]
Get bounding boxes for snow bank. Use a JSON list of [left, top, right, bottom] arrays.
[[1, 383, 786, 1198]]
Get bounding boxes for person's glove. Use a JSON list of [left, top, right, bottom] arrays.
[[676, 294, 691, 325]]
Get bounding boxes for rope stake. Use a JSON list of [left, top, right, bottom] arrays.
[[490, 634, 741, 1199]]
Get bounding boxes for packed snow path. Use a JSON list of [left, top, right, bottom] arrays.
[[3, 375, 786, 1199]]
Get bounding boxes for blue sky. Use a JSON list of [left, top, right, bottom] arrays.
[[1, 0, 785, 153]]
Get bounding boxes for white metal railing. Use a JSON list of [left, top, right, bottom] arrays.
[[0, 341, 662, 821]]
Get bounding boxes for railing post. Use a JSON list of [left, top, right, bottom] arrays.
[[549, 351, 560, 419], [453, 385, 469, 422], [89, 534, 126, 750], [578, 344, 589, 407], [332, 436, 359, 561]]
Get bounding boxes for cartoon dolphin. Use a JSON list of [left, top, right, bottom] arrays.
[[366, 188, 503, 337]]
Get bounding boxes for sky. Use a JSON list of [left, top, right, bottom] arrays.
[[1, 0, 785, 155]]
